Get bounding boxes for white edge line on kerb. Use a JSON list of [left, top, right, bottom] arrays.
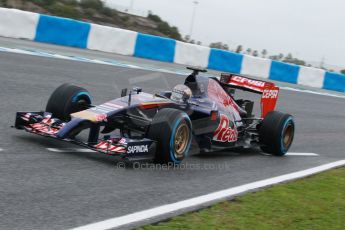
[[286, 152, 319, 156], [70, 159, 345, 230]]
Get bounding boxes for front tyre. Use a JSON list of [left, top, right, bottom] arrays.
[[46, 83, 92, 121], [259, 111, 295, 156], [148, 108, 192, 164]]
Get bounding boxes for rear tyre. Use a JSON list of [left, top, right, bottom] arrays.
[[259, 111, 295, 156], [148, 108, 192, 164], [46, 83, 92, 121]]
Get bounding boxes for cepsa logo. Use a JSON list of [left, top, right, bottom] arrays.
[[262, 89, 279, 99], [213, 114, 238, 142]]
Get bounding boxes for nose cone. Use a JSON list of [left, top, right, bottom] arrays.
[[71, 110, 107, 123]]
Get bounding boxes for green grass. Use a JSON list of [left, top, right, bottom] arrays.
[[139, 167, 345, 230]]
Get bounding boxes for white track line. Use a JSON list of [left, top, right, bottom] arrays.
[[286, 152, 319, 156], [0, 148, 3, 152], [47, 148, 95, 153], [76, 149, 97, 153], [71, 159, 345, 230]]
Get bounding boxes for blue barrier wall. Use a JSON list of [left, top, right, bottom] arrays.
[[269, 61, 300, 84], [208, 49, 243, 74], [323, 72, 345, 92], [134, 33, 176, 62], [35, 15, 90, 48], [4, 9, 342, 93]]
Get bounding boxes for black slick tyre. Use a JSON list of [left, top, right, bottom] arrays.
[[148, 108, 192, 164], [46, 83, 92, 121], [259, 111, 295, 156]]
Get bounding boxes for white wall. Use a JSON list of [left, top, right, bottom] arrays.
[[174, 41, 210, 68], [240, 55, 272, 79], [298, 66, 325, 88], [0, 8, 39, 40], [87, 24, 138, 56]]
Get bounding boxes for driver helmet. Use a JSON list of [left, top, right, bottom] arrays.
[[170, 84, 192, 103]]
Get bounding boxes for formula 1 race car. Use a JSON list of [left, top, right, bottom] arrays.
[[14, 67, 295, 164]]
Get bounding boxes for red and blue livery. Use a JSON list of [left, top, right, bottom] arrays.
[[14, 67, 295, 164]]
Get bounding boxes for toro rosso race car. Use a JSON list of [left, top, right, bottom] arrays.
[[14, 67, 295, 164]]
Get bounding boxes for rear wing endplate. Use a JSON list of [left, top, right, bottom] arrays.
[[220, 73, 279, 118]]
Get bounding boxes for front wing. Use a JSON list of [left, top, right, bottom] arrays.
[[14, 112, 156, 161]]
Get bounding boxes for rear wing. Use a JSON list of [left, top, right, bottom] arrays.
[[219, 73, 279, 118]]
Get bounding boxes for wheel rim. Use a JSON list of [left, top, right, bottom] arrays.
[[174, 122, 190, 158], [283, 123, 294, 149]]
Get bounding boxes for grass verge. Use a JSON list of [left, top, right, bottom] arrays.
[[139, 167, 345, 230]]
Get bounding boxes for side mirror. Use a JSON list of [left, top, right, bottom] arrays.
[[132, 87, 142, 94], [121, 88, 127, 97]]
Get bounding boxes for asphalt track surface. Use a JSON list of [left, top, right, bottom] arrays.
[[0, 37, 345, 230]]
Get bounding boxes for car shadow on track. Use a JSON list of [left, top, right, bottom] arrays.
[[12, 135, 268, 168], [12, 135, 122, 167], [192, 147, 264, 159]]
